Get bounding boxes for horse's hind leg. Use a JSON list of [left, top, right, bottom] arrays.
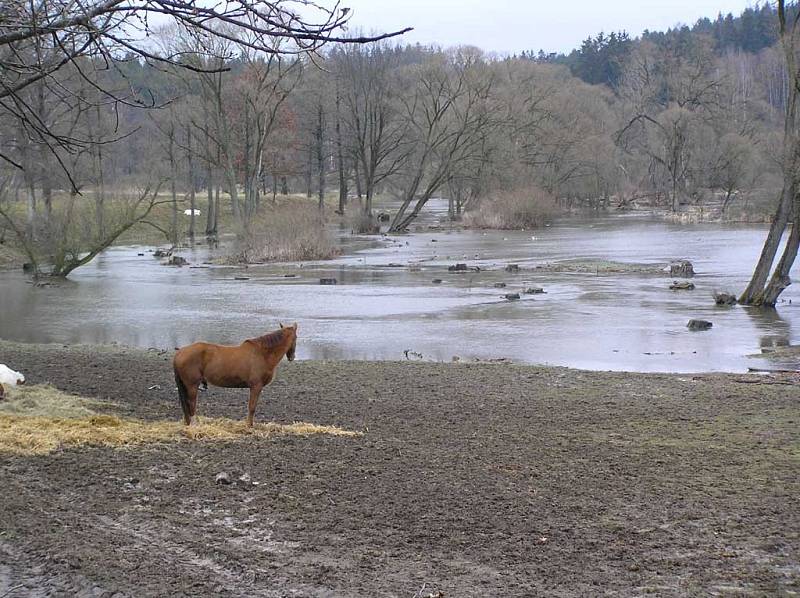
[[246, 384, 263, 428], [187, 384, 199, 424], [175, 369, 199, 426]]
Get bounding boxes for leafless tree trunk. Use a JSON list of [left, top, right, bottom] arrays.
[[740, 0, 800, 307], [186, 125, 196, 241], [316, 103, 326, 211], [353, 160, 363, 199], [335, 83, 348, 214], [305, 142, 313, 199], [336, 44, 410, 221], [388, 54, 494, 232], [166, 122, 179, 245]]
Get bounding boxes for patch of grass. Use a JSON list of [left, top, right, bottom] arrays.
[[0, 384, 360, 455], [589, 409, 800, 462], [0, 243, 26, 269], [534, 258, 667, 274]]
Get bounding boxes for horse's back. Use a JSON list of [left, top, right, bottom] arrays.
[[173, 341, 205, 367], [176, 341, 258, 385]]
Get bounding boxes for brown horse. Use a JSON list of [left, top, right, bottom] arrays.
[[172, 323, 298, 427]]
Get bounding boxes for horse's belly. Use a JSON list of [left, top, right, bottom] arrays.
[[205, 374, 249, 389]]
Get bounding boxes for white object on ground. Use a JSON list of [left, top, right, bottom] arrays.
[[183, 209, 201, 216], [0, 364, 25, 385]]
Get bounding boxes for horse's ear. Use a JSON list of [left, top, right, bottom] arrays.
[[279, 322, 284, 329], [292, 322, 298, 329]]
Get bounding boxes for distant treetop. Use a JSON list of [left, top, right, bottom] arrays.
[[520, 2, 788, 89]]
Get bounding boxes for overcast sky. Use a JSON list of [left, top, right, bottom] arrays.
[[334, 0, 758, 55]]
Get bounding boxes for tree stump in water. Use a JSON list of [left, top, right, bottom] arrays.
[[687, 319, 712, 331], [670, 260, 695, 278], [670, 281, 695, 290], [166, 255, 188, 266], [523, 287, 545, 294], [713, 292, 737, 306]]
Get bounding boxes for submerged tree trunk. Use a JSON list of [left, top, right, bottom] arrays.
[[205, 165, 215, 237], [213, 186, 220, 235], [740, 0, 799, 307], [760, 212, 800, 305], [169, 130, 178, 245], [739, 183, 795, 304]]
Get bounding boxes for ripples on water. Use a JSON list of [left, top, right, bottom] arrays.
[[1, 207, 798, 373]]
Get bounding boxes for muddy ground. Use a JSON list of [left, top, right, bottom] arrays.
[[0, 340, 798, 597]]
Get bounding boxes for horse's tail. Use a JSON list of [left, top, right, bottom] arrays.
[[174, 368, 191, 423]]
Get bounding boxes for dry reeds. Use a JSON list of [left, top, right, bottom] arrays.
[[227, 203, 340, 263], [0, 385, 360, 455], [464, 187, 559, 230]]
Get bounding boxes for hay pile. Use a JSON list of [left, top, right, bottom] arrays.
[[0, 384, 360, 455], [0, 383, 111, 418]]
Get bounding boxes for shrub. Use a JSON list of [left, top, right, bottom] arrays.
[[463, 187, 559, 230], [345, 209, 380, 234], [227, 203, 339, 263]]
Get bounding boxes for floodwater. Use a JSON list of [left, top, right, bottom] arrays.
[[1, 202, 799, 372]]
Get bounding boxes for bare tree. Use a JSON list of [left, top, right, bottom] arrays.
[[0, 0, 410, 185], [388, 49, 496, 232], [334, 43, 411, 220], [0, 180, 167, 277], [616, 39, 723, 211], [740, 0, 800, 306]]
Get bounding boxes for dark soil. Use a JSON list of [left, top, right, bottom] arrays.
[[0, 340, 798, 597]]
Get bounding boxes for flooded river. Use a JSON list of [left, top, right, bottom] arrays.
[[1, 205, 799, 372]]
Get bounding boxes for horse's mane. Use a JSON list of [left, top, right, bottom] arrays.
[[249, 328, 287, 350]]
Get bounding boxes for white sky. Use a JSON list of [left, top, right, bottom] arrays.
[[335, 0, 759, 55]]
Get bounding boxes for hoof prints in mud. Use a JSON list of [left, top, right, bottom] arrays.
[[1, 341, 799, 596]]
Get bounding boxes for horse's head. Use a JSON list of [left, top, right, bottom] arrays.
[[280, 322, 298, 361]]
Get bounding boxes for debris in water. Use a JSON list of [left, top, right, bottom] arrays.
[[687, 319, 712, 331]]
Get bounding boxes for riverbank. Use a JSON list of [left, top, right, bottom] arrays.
[[0, 340, 797, 596], [0, 244, 25, 270]]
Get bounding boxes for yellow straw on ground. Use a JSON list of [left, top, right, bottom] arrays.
[[0, 385, 360, 455]]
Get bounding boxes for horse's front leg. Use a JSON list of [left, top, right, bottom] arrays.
[[246, 383, 264, 428]]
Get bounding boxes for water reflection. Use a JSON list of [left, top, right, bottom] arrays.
[[745, 306, 792, 350]]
